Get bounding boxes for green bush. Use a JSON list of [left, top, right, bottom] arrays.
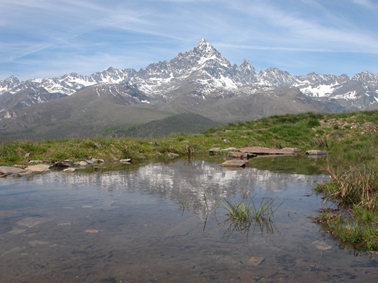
[[307, 119, 321, 128]]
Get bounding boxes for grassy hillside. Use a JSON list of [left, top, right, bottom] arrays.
[[102, 113, 221, 138], [1, 110, 377, 165]]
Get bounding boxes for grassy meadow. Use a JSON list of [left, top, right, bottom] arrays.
[[2, 110, 378, 250]]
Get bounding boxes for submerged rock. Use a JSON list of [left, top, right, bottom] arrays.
[[312, 240, 332, 250], [16, 217, 53, 228], [246, 257, 265, 266], [85, 229, 100, 233]]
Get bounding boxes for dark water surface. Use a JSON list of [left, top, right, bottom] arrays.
[[0, 159, 377, 282]]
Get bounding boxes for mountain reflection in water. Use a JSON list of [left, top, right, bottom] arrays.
[[2, 160, 378, 282], [26, 160, 329, 218]]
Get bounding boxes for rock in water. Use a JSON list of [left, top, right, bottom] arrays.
[[246, 257, 264, 266], [305, 150, 328, 156], [220, 160, 247, 167]]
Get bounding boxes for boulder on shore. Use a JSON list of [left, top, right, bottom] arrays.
[[74, 161, 88, 167], [168, 153, 180, 158], [26, 164, 51, 172], [209, 148, 221, 155], [120, 159, 131, 164], [0, 166, 27, 177], [52, 162, 71, 168], [281, 147, 302, 154], [86, 158, 105, 164]]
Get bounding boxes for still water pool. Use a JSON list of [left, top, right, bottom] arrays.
[[0, 159, 377, 282]]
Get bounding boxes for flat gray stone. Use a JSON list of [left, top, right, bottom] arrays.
[[87, 158, 104, 164], [74, 161, 88, 167], [0, 166, 27, 176], [168, 153, 180, 158], [28, 160, 43, 164], [239, 147, 299, 155], [221, 147, 239, 152], [281, 147, 302, 154], [220, 160, 247, 167], [26, 164, 51, 172]]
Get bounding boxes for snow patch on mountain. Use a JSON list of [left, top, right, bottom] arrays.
[[300, 83, 339, 97], [334, 91, 357, 100]]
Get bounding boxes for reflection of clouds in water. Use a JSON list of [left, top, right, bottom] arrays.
[[20, 161, 330, 218]]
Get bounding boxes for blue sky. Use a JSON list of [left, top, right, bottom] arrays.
[[1, 0, 378, 81]]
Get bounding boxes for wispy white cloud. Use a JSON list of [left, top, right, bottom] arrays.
[[224, 0, 378, 53], [1, 0, 378, 79], [352, 0, 375, 8]]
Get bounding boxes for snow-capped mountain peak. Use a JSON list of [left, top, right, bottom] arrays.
[[2, 39, 378, 114], [351, 71, 376, 82], [0, 75, 20, 93], [195, 38, 218, 54], [240, 59, 255, 71]]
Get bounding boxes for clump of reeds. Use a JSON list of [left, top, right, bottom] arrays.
[[219, 195, 282, 239], [316, 164, 378, 210], [220, 195, 281, 224], [315, 164, 378, 250], [326, 214, 378, 250]]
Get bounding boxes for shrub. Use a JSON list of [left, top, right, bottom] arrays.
[[307, 119, 321, 128]]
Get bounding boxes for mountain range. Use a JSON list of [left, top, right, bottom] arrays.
[[1, 39, 377, 140]]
